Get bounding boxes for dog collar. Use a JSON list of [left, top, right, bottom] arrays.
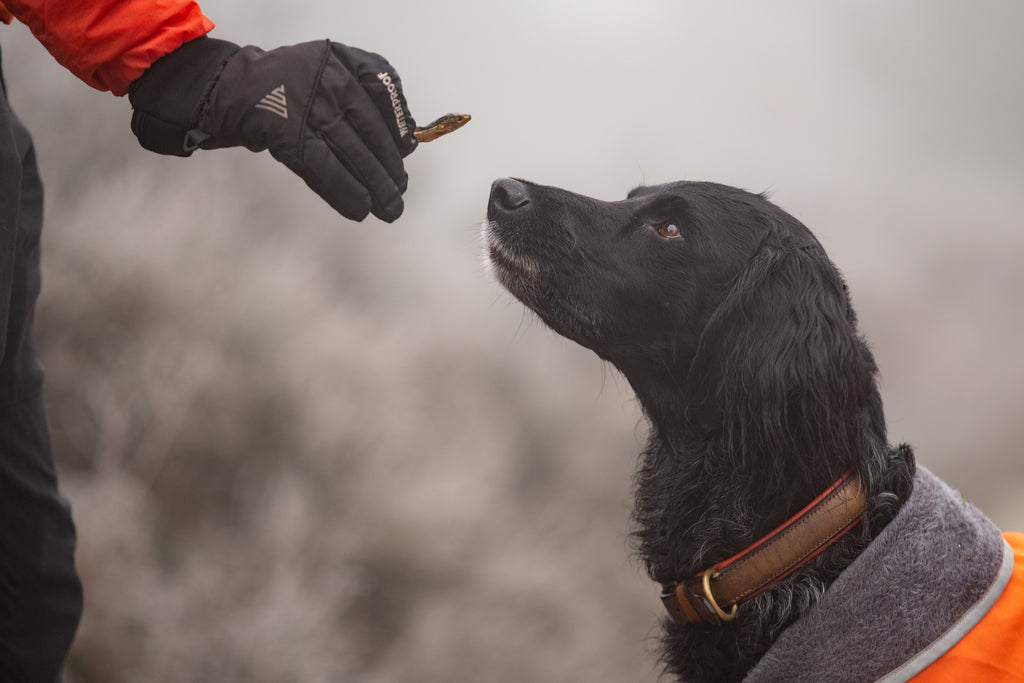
[[659, 470, 867, 626]]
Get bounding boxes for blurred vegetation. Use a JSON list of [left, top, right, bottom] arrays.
[[8, 44, 654, 683]]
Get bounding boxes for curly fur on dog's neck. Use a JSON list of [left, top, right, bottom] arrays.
[[633, 427, 914, 681], [623, 240, 916, 682]]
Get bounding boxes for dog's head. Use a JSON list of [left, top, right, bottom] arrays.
[[483, 178, 829, 366], [484, 180, 780, 357], [484, 178, 882, 478]]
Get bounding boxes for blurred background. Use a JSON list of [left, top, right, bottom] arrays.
[[3, 0, 1023, 680]]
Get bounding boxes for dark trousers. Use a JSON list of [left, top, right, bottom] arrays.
[[0, 45, 84, 682]]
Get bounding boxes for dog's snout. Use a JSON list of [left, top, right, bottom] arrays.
[[489, 178, 531, 216]]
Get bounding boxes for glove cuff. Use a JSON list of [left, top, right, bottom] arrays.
[[129, 36, 241, 156]]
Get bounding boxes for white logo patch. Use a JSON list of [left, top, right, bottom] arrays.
[[376, 72, 410, 138]]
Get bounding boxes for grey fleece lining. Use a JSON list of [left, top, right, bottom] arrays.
[[744, 467, 1008, 682], [876, 537, 1014, 682]]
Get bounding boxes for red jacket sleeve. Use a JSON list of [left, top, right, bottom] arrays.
[[0, 0, 214, 96]]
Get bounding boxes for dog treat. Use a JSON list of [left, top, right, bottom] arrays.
[[413, 113, 471, 142]]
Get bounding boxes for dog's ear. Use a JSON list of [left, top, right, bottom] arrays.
[[687, 237, 877, 486]]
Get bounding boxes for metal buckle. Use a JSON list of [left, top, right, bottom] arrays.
[[701, 571, 738, 622]]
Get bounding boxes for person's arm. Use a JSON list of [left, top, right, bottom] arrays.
[[2, 0, 418, 222], [1, 0, 213, 95]]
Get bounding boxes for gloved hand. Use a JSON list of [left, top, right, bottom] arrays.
[[129, 36, 418, 222]]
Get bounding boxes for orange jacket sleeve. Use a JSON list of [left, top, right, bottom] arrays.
[[0, 0, 214, 95]]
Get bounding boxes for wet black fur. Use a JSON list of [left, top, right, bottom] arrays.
[[484, 179, 915, 681]]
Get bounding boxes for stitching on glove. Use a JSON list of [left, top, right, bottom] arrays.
[[298, 39, 334, 165], [194, 51, 239, 137]]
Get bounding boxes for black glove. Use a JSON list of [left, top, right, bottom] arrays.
[[129, 36, 418, 222]]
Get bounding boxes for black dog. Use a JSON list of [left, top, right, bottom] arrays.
[[482, 178, 1018, 681]]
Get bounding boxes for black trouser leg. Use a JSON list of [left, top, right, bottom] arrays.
[[0, 46, 84, 682]]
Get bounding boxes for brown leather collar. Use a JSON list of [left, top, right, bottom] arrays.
[[660, 470, 867, 626]]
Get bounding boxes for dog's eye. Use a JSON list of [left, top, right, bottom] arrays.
[[652, 222, 682, 239]]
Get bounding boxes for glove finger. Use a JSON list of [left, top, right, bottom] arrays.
[[276, 137, 372, 221], [334, 83, 410, 194], [315, 116, 406, 223], [329, 43, 418, 158]]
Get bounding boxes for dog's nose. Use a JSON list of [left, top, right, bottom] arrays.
[[488, 178, 531, 216]]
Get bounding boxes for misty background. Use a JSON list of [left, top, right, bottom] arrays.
[[3, 0, 1023, 680]]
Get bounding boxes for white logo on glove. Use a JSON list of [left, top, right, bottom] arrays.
[[255, 85, 289, 119], [377, 72, 410, 138]]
